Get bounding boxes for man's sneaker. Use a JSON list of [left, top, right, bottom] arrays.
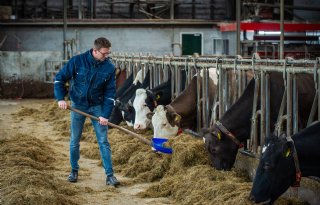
[[106, 175, 120, 186], [68, 170, 78, 183]]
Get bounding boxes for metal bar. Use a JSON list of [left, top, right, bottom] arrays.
[[196, 69, 201, 131], [202, 68, 206, 127], [205, 67, 210, 127], [292, 75, 298, 134], [286, 72, 292, 136], [254, 110, 261, 153], [170, 0, 174, 19], [218, 61, 224, 118], [63, 0, 68, 60], [176, 64, 180, 94], [265, 73, 270, 141], [250, 76, 260, 152], [171, 65, 174, 100], [111, 56, 318, 74], [150, 62, 154, 89], [236, 0, 241, 55], [223, 69, 228, 111], [78, 0, 82, 19], [280, 0, 284, 60], [260, 71, 266, 151], [174, 64, 178, 97], [242, 2, 320, 11]]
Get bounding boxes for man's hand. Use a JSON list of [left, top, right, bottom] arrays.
[[99, 117, 109, 126], [58, 100, 67, 109]]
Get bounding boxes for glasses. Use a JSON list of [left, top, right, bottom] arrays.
[[96, 49, 111, 56]]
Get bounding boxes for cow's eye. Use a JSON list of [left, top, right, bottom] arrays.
[[162, 123, 167, 127], [263, 162, 273, 171], [143, 104, 148, 107]]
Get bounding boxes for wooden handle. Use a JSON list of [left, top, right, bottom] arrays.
[[67, 105, 152, 146]]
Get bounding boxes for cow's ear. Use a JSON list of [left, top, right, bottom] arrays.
[[147, 112, 154, 120]]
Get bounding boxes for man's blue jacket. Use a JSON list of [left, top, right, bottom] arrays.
[[54, 49, 116, 119]]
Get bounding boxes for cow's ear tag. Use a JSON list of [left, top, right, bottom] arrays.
[[217, 132, 221, 140], [285, 148, 291, 157], [174, 115, 181, 122], [156, 95, 160, 100]]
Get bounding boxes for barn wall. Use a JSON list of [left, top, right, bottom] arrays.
[[294, 0, 320, 21], [0, 51, 62, 81], [0, 26, 235, 55], [0, 25, 236, 98], [0, 51, 61, 98]]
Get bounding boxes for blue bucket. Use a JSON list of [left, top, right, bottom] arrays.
[[152, 138, 173, 154]]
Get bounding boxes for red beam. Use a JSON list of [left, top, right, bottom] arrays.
[[219, 22, 320, 32]]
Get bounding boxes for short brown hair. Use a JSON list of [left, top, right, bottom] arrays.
[[94, 37, 111, 49]]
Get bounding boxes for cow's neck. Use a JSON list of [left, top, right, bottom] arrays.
[[293, 132, 320, 177], [219, 79, 256, 142], [170, 78, 198, 117]]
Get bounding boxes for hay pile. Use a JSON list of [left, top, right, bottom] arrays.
[[135, 134, 254, 205], [0, 133, 80, 205], [11, 101, 308, 205]]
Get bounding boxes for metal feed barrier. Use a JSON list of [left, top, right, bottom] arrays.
[[45, 54, 320, 156], [112, 54, 320, 156], [44, 60, 68, 83]]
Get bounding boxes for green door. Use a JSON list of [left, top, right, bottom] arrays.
[[182, 33, 202, 56]]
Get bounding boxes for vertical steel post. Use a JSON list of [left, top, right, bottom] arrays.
[[250, 75, 260, 153], [218, 60, 224, 118], [293, 74, 298, 134], [286, 71, 292, 136], [196, 67, 201, 131], [170, 0, 174, 19], [236, 0, 241, 55], [205, 67, 210, 127], [78, 0, 82, 19], [280, 0, 284, 59], [265, 73, 270, 141], [260, 71, 266, 151], [63, 0, 67, 60]]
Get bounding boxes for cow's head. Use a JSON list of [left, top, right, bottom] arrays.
[[148, 105, 181, 139], [133, 89, 159, 130], [119, 99, 135, 127], [201, 126, 239, 170], [250, 134, 296, 204]]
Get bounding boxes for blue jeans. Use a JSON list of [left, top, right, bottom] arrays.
[[70, 103, 114, 177]]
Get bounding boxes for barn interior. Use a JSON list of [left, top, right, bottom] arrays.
[[1, 0, 320, 205]]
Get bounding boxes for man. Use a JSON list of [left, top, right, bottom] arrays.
[[54, 37, 120, 186]]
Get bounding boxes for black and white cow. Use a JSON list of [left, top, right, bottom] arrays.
[[109, 72, 135, 126], [202, 72, 315, 170], [133, 70, 187, 130], [148, 68, 218, 139], [250, 122, 320, 205], [133, 79, 172, 130], [109, 69, 150, 126]]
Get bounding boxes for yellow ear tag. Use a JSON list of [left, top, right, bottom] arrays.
[[156, 95, 160, 100], [174, 115, 181, 122], [217, 132, 221, 140], [285, 148, 291, 157]]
